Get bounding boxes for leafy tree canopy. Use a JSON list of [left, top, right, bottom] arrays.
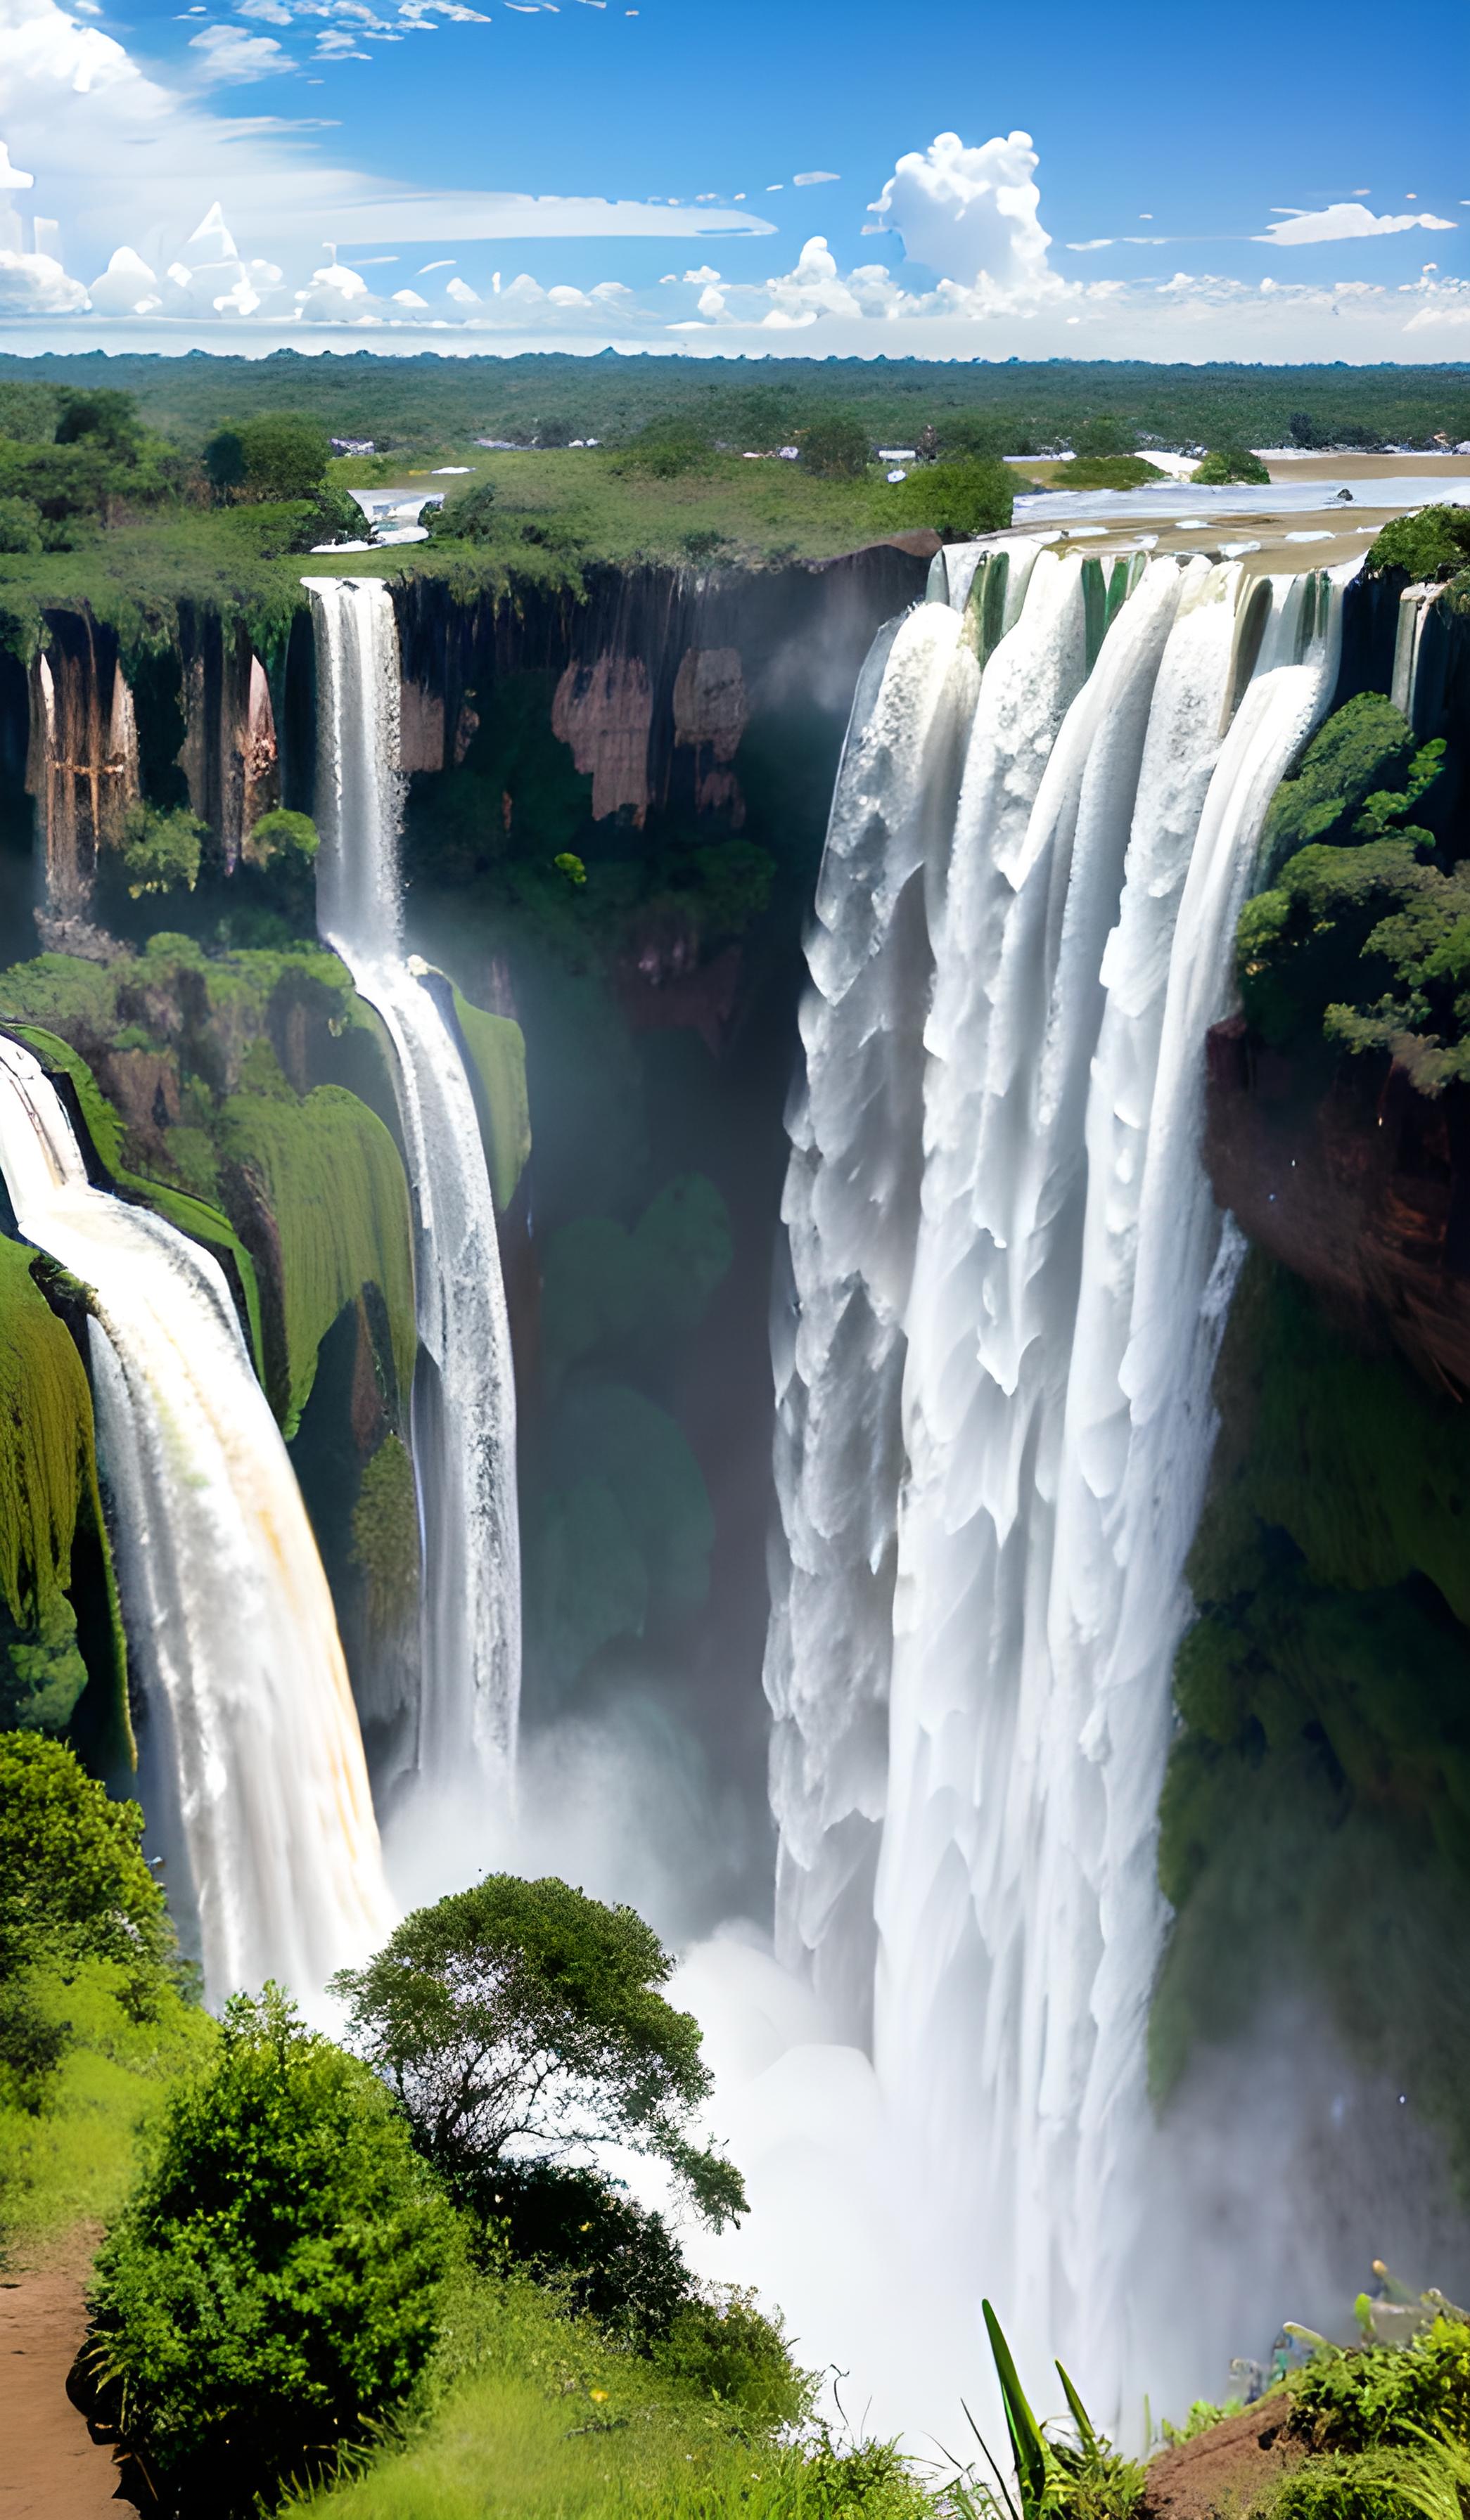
[[429, 475, 498, 542], [117, 801, 206, 899], [798, 411, 871, 480], [87, 1983, 458, 2516], [0, 1730, 172, 1980], [889, 456, 1014, 539], [332, 1873, 747, 2228], [1194, 445, 1271, 486], [0, 493, 42, 553], [205, 411, 332, 502], [244, 806, 319, 871], [1367, 505, 1470, 583], [1070, 413, 1138, 457]]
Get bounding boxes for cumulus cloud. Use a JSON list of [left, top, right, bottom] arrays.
[[0, 244, 86, 309], [866, 129, 1054, 293], [1257, 201, 1457, 245], [87, 243, 162, 313], [188, 22, 295, 79]]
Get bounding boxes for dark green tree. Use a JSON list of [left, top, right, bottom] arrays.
[[54, 390, 143, 457], [1367, 505, 1470, 583], [86, 1984, 457, 2516], [332, 1875, 747, 2227], [1071, 413, 1137, 457], [0, 494, 42, 553], [798, 412, 871, 479], [0, 1731, 172, 1982], [890, 457, 1014, 539], [1193, 446, 1271, 486], [429, 476, 497, 542]]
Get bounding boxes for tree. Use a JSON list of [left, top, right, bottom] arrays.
[[331, 1875, 748, 2228], [117, 800, 205, 899], [0, 1731, 172, 1982], [1194, 446, 1271, 487], [429, 476, 497, 542], [889, 457, 1014, 539], [1367, 506, 1470, 584], [619, 416, 716, 478], [798, 412, 871, 480], [1071, 413, 1137, 458], [243, 806, 319, 872], [86, 1985, 457, 2516], [0, 494, 42, 553], [55, 390, 143, 458], [207, 413, 332, 503]]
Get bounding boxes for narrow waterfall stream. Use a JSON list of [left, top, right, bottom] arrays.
[[306, 577, 521, 1789], [0, 1033, 391, 2002], [767, 544, 1354, 2410]]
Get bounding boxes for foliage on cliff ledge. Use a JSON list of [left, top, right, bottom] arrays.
[[1366, 505, 1470, 582], [0, 939, 420, 1433], [1237, 689, 1470, 1093], [1154, 1259, 1470, 2179], [0, 1239, 126, 1751]]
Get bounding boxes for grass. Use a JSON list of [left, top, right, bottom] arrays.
[[286, 2266, 933, 2520], [0, 1956, 214, 2266]]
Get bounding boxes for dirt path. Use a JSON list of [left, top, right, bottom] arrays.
[[0, 2270, 123, 2517]]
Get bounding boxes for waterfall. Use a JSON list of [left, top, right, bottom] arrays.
[[0, 1034, 391, 2002], [769, 544, 1352, 2407], [305, 577, 520, 1788]]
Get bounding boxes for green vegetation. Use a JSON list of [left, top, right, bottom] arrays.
[[449, 984, 531, 1211], [798, 413, 873, 480], [87, 1983, 459, 2516], [351, 1436, 421, 1638], [0, 1238, 125, 1748], [954, 2303, 1145, 2519], [217, 1074, 416, 1434], [245, 807, 321, 873], [1043, 456, 1168, 493], [0, 1733, 209, 2261], [206, 412, 333, 502], [117, 798, 207, 899], [1194, 445, 1272, 486], [1366, 506, 1470, 581], [889, 458, 1016, 535], [331, 1875, 747, 2230], [1153, 1259, 1470, 2172], [1237, 689, 1470, 1093]]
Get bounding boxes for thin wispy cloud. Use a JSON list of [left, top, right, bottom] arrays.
[[1257, 200, 1457, 245]]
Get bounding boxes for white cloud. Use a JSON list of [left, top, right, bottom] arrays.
[[1256, 200, 1457, 245], [0, 244, 85, 309], [188, 21, 295, 78], [865, 129, 1054, 295], [87, 241, 162, 311], [793, 170, 838, 187], [445, 272, 478, 300], [390, 285, 426, 304]]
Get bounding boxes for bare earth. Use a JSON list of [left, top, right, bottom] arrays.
[[1142, 2395, 1303, 2519], [0, 2270, 122, 2518]]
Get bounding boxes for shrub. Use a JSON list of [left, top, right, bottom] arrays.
[[1366, 507, 1470, 581], [889, 458, 1014, 539], [117, 801, 206, 900], [1288, 2320, 1470, 2457], [1194, 445, 1271, 485], [1071, 415, 1138, 457], [0, 1731, 172, 1984], [653, 2284, 816, 2428], [618, 417, 717, 478], [472, 2157, 691, 2344], [86, 1984, 458, 2516], [1049, 456, 1167, 491], [245, 807, 320, 872], [0, 494, 42, 553], [332, 1875, 747, 2228], [798, 413, 871, 480], [429, 477, 497, 543]]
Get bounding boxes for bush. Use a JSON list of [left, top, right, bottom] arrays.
[[429, 477, 498, 543], [1051, 456, 1168, 491], [245, 808, 319, 872], [1366, 507, 1470, 581], [618, 416, 717, 478], [1071, 415, 1138, 457], [0, 1731, 172, 1984], [1194, 445, 1271, 485], [798, 413, 871, 480], [471, 2158, 691, 2345], [888, 457, 1014, 539], [86, 1984, 458, 2516], [206, 413, 333, 504], [0, 494, 42, 553], [117, 801, 205, 899], [332, 1876, 746, 2228], [1288, 2320, 1470, 2458], [653, 2284, 816, 2428]]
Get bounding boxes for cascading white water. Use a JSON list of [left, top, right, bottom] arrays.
[[306, 577, 520, 1786], [769, 541, 1353, 2408], [0, 1033, 391, 2002]]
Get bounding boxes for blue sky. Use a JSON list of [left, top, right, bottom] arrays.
[[0, 0, 1464, 358]]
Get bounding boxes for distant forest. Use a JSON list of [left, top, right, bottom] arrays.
[[0, 349, 1464, 458]]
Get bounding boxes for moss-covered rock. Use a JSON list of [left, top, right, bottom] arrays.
[[1153, 1259, 1470, 2177], [218, 1079, 415, 1438], [0, 1238, 127, 1754], [350, 1435, 420, 1640], [448, 985, 530, 1213]]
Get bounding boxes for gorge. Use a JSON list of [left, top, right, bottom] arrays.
[[2, 497, 1470, 2447]]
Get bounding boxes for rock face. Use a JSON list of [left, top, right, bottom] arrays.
[[1206, 1017, 1470, 1394], [25, 612, 139, 912]]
